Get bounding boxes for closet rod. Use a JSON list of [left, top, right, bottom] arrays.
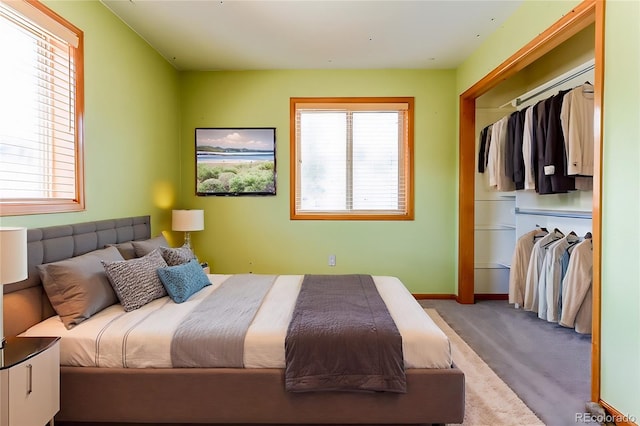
[[500, 59, 595, 108], [515, 207, 592, 219]]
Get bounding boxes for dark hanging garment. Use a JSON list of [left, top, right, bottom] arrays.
[[505, 111, 519, 184], [478, 126, 489, 173], [512, 108, 527, 190], [533, 97, 555, 194], [544, 90, 575, 193]]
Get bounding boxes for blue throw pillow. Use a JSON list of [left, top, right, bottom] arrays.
[[157, 259, 211, 303]]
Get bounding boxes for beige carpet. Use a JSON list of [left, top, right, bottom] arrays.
[[425, 309, 544, 426]]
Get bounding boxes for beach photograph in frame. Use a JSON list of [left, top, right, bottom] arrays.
[[195, 128, 276, 196]]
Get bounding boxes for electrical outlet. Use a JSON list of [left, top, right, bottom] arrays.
[[328, 254, 336, 267]]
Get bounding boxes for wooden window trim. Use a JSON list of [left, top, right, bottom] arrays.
[[0, 0, 85, 217], [289, 97, 414, 221]]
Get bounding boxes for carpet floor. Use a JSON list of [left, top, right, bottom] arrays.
[[420, 299, 592, 426], [425, 309, 543, 426]]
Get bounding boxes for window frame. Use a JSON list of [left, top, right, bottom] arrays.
[[0, 0, 85, 216], [290, 97, 414, 221]]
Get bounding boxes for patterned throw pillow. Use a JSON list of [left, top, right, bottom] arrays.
[[157, 259, 211, 303], [159, 246, 195, 266], [102, 248, 168, 311]]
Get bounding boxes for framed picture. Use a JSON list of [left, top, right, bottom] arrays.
[[195, 127, 276, 196]]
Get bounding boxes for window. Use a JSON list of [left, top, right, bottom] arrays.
[[290, 97, 414, 220], [0, 0, 84, 216]]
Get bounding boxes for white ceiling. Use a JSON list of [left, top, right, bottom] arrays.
[[101, 0, 523, 71]]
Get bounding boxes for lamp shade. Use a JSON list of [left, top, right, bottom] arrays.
[[0, 227, 28, 285], [172, 210, 205, 232]]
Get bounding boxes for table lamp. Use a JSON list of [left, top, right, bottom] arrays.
[[172, 209, 204, 251], [0, 227, 28, 348]]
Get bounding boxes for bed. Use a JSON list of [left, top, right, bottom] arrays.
[[3, 216, 465, 425]]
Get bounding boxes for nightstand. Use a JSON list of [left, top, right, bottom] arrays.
[[0, 336, 60, 426]]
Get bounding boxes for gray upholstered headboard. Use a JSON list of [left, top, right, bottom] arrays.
[[3, 216, 151, 337]]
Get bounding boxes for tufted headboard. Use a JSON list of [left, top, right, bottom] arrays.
[[2, 216, 151, 337]]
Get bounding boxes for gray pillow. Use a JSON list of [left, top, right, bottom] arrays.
[[102, 248, 168, 312], [105, 241, 136, 260], [131, 235, 169, 257], [38, 246, 123, 329], [159, 246, 195, 266]]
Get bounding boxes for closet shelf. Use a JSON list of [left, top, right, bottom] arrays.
[[474, 262, 511, 269], [515, 207, 592, 219], [475, 224, 516, 230], [475, 198, 516, 202]]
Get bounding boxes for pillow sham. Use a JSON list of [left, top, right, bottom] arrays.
[[37, 246, 123, 329], [157, 259, 211, 303], [102, 248, 168, 312], [131, 234, 169, 257], [159, 246, 196, 266]]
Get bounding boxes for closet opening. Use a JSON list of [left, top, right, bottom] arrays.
[[457, 0, 603, 403]]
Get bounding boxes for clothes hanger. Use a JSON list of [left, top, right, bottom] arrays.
[[582, 81, 594, 93], [533, 225, 548, 241]]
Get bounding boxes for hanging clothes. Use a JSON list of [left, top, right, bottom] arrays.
[[487, 116, 515, 191], [539, 232, 581, 322], [543, 89, 575, 193], [532, 97, 560, 194], [478, 125, 490, 173], [522, 106, 536, 190], [511, 108, 527, 190], [478, 80, 595, 195], [524, 229, 564, 312], [509, 227, 548, 307], [573, 287, 593, 334], [561, 82, 595, 191], [560, 238, 593, 334]]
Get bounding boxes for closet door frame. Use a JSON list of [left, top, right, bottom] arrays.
[[457, 0, 604, 402]]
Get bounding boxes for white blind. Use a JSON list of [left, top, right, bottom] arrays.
[[0, 1, 78, 201], [295, 101, 409, 215]]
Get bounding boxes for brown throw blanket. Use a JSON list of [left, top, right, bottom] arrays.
[[285, 274, 406, 393]]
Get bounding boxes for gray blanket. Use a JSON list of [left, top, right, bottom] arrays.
[[171, 274, 276, 367], [285, 274, 406, 393]]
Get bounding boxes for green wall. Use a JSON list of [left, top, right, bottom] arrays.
[[600, 0, 640, 419], [179, 70, 458, 293], [0, 1, 181, 236], [457, 0, 640, 419]]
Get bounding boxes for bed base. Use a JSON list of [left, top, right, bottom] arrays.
[[58, 366, 464, 424]]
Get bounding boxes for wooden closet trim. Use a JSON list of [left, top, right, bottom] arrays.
[[456, 0, 603, 403]]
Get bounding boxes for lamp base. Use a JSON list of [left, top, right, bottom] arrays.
[[182, 232, 199, 261], [182, 231, 192, 250]]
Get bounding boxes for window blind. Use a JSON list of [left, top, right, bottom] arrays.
[[293, 100, 411, 217], [0, 0, 81, 205]]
